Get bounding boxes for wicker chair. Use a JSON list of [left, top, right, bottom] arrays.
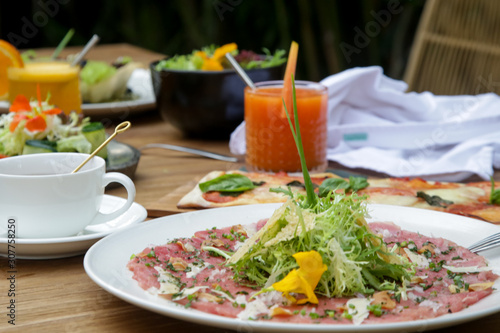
[[404, 0, 500, 95]]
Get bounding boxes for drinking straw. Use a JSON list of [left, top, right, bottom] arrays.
[[51, 28, 75, 59], [225, 53, 256, 89], [70, 34, 100, 67]]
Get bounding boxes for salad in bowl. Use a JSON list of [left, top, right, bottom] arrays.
[[154, 43, 287, 71], [152, 43, 287, 139], [0, 90, 107, 159]]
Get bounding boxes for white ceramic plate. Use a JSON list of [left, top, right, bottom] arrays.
[[0, 195, 147, 259], [0, 69, 156, 118], [84, 204, 500, 332]]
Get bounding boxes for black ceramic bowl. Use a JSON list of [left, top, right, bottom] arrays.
[[150, 61, 285, 139]]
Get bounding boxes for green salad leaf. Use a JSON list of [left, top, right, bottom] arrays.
[[80, 60, 117, 85], [245, 48, 287, 69], [155, 46, 286, 71], [56, 135, 92, 154], [156, 54, 199, 71]]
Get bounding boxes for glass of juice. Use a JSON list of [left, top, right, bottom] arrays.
[[244, 80, 328, 173], [7, 61, 81, 114]]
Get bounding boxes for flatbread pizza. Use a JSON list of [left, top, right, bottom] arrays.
[[178, 170, 500, 224]]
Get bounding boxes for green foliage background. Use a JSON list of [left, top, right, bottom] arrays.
[[0, 0, 425, 81]]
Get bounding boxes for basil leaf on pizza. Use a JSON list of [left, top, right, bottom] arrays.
[[417, 191, 454, 208], [348, 176, 369, 192], [318, 178, 350, 196], [199, 174, 259, 193], [318, 176, 368, 197]]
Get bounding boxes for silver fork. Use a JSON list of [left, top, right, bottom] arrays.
[[468, 232, 500, 253], [140, 143, 238, 162]]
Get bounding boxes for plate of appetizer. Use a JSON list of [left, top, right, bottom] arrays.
[[84, 201, 500, 332], [0, 57, 156, 118], [78, 66, 156, 117]]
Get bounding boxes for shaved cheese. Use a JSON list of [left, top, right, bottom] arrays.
[[346, 298, 370, 325], [420, 300, 441, 312], [251, 186, 286, 200], [228, 203, 288, 264], [263, 203, 316, 247], [442, 265, 491, 273], [367, 193, 419, 206], [155, 267, 181, 295], [236, 291, 285, 320], [186, 262, 209, 279], [229, 200, 316, 263], [237, 298, 269, 320], [404, 248, 429, 269], [362, 179, 392, 188], [171, 286, 207, 300], [422, 187, 484, 204], [211, 289, 235, 301]]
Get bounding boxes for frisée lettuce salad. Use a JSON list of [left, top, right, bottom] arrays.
[[224, 76, 414, 304], [0, 93, 107, 159]]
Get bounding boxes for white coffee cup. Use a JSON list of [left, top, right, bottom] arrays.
[[0, 153, 136, 239]]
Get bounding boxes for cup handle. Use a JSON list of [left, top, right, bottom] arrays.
[[88, 172, 136, 226]]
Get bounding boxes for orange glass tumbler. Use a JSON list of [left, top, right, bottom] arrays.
[[7, 61, 81, 114], [244, 80, 328, 173]]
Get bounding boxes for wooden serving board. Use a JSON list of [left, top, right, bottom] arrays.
[[146, 178, 201, 217]]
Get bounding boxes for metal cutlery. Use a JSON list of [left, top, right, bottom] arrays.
[[468, 232, 500, 253], [140, 143, 238, 162]]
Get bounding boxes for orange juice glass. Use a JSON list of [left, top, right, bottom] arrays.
[[245, 80, 328, 173], [7, 62, 81, 113]]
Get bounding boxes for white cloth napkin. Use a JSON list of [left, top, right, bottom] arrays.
[[229, 66, 500, 181]]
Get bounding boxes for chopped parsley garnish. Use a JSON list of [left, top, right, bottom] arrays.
[[429, 260, 446, 272], [324, 309, 336, 318], [422, 249, 433, 259], [420, 282, 434, 291], [367, 304, 384, 317], [309, 312, 320, 319]]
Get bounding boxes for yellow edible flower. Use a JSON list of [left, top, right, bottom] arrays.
[[212, 42, 237, 61], [272, 250, 327, 304], [195, 43, 237, 71]]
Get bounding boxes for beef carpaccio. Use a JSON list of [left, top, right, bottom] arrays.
[[127, 220, 498, 325]]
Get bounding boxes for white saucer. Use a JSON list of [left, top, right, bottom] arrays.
[[0, 195, 147, 259]]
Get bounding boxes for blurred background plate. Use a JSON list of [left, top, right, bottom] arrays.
[[0, 68, 156, 118]]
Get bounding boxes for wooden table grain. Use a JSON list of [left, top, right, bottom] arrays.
[[1, 44, 500, 333]]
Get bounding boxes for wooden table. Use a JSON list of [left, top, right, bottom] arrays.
[[1, 44, 500, 332]]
